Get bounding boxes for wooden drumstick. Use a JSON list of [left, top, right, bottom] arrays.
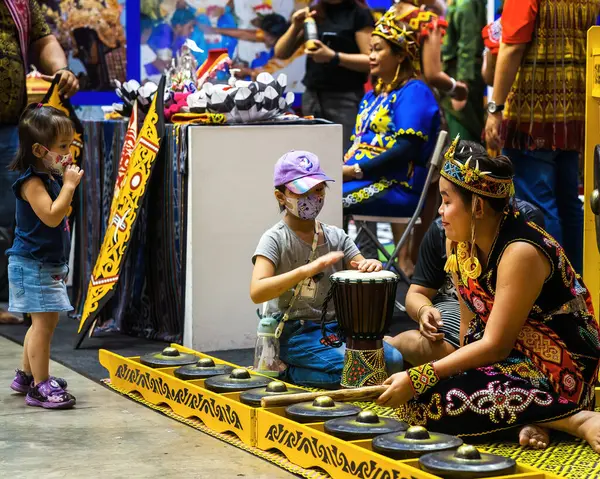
[[260, 385, 388, 408]]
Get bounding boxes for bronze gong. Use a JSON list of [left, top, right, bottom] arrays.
[[204, 368, 274, 393], [419, 444, 517, 479], [139, 347, 198, 368], [372, 425, 463, 459], [285, 396, 363, 423], [239, 381, 305, 407], [324, 410, 408, 440], [174, 358, 234, 380]]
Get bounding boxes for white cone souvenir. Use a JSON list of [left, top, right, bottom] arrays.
[[256, 72, 276, 92], [278, 97, 287, 111], [275, 73, 287, 95], [234, 87, 254, 111], [285, 91, 295, 107], [262, 85, 280, 112], [209, 89, 235, 114]]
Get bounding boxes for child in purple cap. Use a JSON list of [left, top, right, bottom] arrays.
[[250, 151, 404, 389]]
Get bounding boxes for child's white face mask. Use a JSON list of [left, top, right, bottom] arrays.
[[285, 193, 324, 220], [41, 147, 73, 175]]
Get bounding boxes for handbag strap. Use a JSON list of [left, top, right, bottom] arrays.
[[275, 221, 321, 338]]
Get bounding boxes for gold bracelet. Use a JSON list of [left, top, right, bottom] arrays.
[[407, 362, 440, 396], [416, 304, 433, 320]]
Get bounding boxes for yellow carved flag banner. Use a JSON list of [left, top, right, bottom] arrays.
[[76, 76, 166, 344], [42, 75, 84, 166]]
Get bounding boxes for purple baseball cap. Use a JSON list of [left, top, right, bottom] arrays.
[[274, 150, 334, 194]]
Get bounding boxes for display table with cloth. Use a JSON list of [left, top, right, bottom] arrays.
[[73, 120, 343, 350], [72, 120, 188, 342]]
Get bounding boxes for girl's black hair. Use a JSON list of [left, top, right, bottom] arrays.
[[8, 104, 74, 173], [444, 140, 514, 213]]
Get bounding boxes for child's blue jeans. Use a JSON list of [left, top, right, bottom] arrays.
[[279, 320, 404, 389]]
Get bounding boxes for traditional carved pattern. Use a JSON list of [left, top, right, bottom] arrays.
[[264, 424, 415, 479], [114, 364, 243, 430], [78, 77, 166, 335]]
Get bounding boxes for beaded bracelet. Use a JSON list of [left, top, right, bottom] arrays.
[[407, 362, 440, 396]]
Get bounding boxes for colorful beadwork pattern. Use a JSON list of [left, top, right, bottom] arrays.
[[407, 362, 439, 396], [401, 213, 600, 438], [372, 11, 418, 62], [440, 135, 514, 199], [340, 348, 387, 388]]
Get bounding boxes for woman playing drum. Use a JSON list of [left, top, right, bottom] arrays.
[[377, 136, 600, 452]]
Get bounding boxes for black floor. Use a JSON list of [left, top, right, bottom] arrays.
[[0, 282, 416, 383]]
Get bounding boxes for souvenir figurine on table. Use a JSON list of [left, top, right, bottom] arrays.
[[169, 40, 201, 93]]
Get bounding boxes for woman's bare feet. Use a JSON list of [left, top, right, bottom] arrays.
[[519, 424, 549, 449], [545, 410, 600, 453], [576, 411, 600, 453]]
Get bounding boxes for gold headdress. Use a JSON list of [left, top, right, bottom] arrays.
[[441, 135, 515, 280], [440, 135, 515, 199], [372, 12, 417, 94]]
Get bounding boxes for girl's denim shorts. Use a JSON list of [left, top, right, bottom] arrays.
[[7, 255, 73, 314]]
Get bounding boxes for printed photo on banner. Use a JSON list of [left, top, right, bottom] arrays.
[[40, 0, 127, 91], [141, 0, 312, 92]]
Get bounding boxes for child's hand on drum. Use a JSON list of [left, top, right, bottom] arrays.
[[350, 258, 383, 273], [418, 306, 445, 342], [304, 251, 344, 278]]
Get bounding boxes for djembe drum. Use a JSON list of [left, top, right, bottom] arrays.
[[321, 270, 399, 387]]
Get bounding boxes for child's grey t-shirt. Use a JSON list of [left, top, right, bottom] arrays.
[[253, 221, 361, 322]]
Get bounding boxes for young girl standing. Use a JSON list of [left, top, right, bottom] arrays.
[[251, 150, 404, 389], [7, 105, 83, 409]]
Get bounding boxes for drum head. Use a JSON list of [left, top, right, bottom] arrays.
[[330, 270, 399, 283]]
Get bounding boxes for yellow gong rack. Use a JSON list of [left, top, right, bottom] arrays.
[[100, 345, 562, 479]]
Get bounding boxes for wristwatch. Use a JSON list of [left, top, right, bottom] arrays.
[[330, 51, 340, 67], [487, 100, 504, 114], [353, 163, 363, 179]]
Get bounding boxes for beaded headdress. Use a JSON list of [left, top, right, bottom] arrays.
[[441, 135, 515, 281], [372, 12, 417, 60], [440, 134, 515, 199], [371, 13, 418, 95]]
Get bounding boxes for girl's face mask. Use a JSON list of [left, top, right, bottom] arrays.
[[285, 193, 325, 220], [40, 147, 73, 175]]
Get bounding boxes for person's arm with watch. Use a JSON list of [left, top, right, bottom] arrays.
[[484, 0, 536, 150], [30, 35, 79, 98], [305, 26, 372, 73]]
